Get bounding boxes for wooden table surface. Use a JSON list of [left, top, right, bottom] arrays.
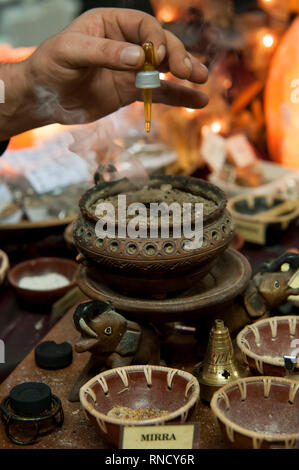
[[0, 304, 227, 449]]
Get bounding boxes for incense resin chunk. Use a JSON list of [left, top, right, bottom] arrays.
[[107, 405, 169, 420]]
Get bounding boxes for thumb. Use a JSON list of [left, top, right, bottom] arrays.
[[54, 31, 145, 70]]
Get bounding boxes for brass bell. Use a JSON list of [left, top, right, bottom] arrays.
[[193, 319, 250, 402]]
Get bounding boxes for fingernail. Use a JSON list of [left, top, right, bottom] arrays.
[[184, 56, 192, 72], [120, 46, 142, 66], [158, 44, 166, 62]]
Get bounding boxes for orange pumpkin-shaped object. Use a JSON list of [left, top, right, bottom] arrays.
[[265, 17, 299, 168]]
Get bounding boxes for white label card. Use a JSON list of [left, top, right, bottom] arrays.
[[120, 423, 200, 449], [25, 153, 90, 194], [201, 131, 227, 172], [225, 134, 257, 168]]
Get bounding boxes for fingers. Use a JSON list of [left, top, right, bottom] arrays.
[[52, 31, 145, 70], [122, 12, 167, 65], [162, 31, 208, 83], [61, 8, 208, 84], [187, 52, 209, 84], [67, 8, 167, 64], [162, 30, 192, 79], [102, 9, 208, 83], [151, 80, 209, 109]]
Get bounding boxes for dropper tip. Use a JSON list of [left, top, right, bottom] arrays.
[[145, 122, 151, 133]]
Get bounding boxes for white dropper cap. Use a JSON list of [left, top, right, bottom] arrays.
[[135, 70, 160, 89]]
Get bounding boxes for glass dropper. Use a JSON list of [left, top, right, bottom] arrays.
[[135, 41, 160, 133]]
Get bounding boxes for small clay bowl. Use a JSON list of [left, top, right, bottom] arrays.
[[210, 376, 299, 449], [80, 365, 200, 448], [8, 257, 78, 306], [237, 316, 299, 377]]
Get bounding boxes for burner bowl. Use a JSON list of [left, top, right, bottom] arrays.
[[74, 176, 234, 296]]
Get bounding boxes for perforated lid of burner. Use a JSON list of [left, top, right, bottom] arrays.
[[9, 382, 52, 417]]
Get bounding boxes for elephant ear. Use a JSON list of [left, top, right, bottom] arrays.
[[115, 321, 142, 356], [243, 279, 267, 318]]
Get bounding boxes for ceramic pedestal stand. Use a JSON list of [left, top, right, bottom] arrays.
[[77, 248, 251, 325], [68, 248, 251, 402]]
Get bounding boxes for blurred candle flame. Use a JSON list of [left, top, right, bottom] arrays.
[[156, 6, 179, 23], [211, 121, 222, 133], [262, 33, 275, 48], [201, 121, 223, 136]]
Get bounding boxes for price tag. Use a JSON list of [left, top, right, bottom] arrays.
[[119, 423, 200, 449], [225, 134, 257, 168], [201, 131, 226, 172]]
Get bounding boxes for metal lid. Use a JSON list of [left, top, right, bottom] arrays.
[[9, 382, 52, 417], [35, 341, 73, 370], [135, 70, 160, 89]]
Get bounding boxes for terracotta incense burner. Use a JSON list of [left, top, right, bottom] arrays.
[[73, 176, 234, 297]]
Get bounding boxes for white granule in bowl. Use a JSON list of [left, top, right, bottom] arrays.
[[18, 273, 70, 291]]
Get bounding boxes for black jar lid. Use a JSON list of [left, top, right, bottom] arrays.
[[35, 341, 73, 370], [9, 382, 52, 417]]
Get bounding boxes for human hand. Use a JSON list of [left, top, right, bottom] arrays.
[[24, 8, 209, 126]]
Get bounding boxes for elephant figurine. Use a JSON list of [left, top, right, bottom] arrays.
[[69, 300, 161, 402], [200, 251, 299, 340]]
